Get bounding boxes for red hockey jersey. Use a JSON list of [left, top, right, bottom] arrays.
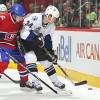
[[0, 12, 23, 49]]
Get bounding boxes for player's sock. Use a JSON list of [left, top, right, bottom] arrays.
[[45, 65, 65, 89], [17, 63, 33, 88]]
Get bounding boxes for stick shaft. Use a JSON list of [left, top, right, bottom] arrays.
[[0, 47, 57, 94]]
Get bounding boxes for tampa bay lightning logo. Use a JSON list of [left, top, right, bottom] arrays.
[[32, 16, 38, 21]]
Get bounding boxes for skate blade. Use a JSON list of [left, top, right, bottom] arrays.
[[57, 89, 72, 96], [20, 87, 34, 92], [33, 89, 73, 96], [31, 90, 72, 96], [55, 88, 72, 96], [35, 90, 43, 94]]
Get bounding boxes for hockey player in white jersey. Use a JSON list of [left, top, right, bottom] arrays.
[[20, 5, 65, 91]]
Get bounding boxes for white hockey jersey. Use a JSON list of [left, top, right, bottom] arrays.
[[20, 13, 55, 41]]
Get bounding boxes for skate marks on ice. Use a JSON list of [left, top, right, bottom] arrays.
[[1, 71, 100, 100], [0, 97, 5, 100], [0, 79, 81, 100], [0, 81, 99, 100]]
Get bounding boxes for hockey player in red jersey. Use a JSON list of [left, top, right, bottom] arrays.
[[0, 3, 32, 88]]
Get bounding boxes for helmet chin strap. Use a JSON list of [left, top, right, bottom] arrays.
[[11, 13, 17, 22]]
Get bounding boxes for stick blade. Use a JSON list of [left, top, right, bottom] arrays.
[[3, 73, 20, 84], [75, 80, 87, 86]]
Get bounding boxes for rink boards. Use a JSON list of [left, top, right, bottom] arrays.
[[8, 27, 100, 88]]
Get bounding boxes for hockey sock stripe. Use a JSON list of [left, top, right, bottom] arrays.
[[19, 70, 29, 76], [45, 65, 55, 72], [28, 67, 38, 72], [26, 63, 36, 68], [45, 66, 56, 76], [26, 63, 38, 72]]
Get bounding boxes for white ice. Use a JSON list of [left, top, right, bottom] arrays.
[[0, 69, 100, 100]]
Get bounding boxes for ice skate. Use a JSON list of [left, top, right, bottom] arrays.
[[20, 80, 34, 89], [32, 80, 43, 91], [53, 81, 65, 89]]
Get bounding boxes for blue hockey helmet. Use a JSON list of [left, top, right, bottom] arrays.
[[11, 3, 25, 16]]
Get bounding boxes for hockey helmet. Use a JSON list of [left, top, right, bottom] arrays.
[[11, 3, 25, 16], [0, 4, 7, 11], [45, 5, 60, 18]]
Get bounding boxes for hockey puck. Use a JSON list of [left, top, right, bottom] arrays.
[[88, 88, 93, 90]]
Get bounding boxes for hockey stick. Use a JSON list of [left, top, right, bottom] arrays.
[[0, 47, 57, 94], [54, 64, 87, 86], [3, 73, 20, 84], [43, 47, 87, 86]]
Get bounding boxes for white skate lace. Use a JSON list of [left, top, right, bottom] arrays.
[[32, 80, 41, 88]]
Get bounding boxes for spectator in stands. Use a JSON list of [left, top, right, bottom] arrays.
[[62, 3, 74, 27], [97, 3, 100, 23], [20, 0, 35, 14], [16, 0, 99, 28], [40, 5, 46, 12], [84, 2, 97, 27]]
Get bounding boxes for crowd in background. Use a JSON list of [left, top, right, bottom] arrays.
[[1, 0, 100, 28]]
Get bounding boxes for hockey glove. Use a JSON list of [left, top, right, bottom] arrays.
[[47, 50, 57, 64], [38, 36, 45, 48], [51, 50, 57, 64], [34, 36, 44, 48]]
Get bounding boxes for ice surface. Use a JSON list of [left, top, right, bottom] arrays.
[[0, 69, 100, 100]]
